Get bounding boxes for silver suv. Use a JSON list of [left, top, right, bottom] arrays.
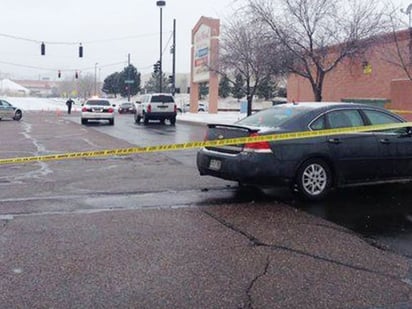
[[135, 93, 177, 125]]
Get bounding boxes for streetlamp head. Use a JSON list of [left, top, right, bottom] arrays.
[[156, 0, 166, 7]]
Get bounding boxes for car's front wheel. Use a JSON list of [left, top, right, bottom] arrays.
[[295, 158, 332, 201], [13, 110, 22, 121]]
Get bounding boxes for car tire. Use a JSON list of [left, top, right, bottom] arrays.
[[13, 110, 22, 121], [109, 119, 114, 126], [81, 118, 88, 125], [295, 158, 332, 201], [170, 116, 176, 125]]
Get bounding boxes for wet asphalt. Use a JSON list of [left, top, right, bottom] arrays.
[[1, 111, 412, 308]]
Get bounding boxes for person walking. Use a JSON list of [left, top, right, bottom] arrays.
[[65, 98, 74, 114]]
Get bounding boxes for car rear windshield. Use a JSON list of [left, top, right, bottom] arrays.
[[86, 100, 110, 106], [120, 103, 133, 107], [236, 105, 313, 128], [151, 95, 174, 103]]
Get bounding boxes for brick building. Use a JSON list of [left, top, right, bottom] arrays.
[[287, 29, 412, 113]]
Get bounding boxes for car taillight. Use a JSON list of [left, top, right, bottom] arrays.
[[81, 107, 87, 112], [108, 108, 114, 113], [147, 104, 152, 113], [244, 133, 272, 153]]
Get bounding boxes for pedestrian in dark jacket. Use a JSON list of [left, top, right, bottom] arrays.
[[66, 98, 74, 114]]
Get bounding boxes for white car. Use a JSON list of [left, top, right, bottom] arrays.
[[135, 93, 177, 125], [0, 99, 23, 121], [178, 102, 208, 113], [81, 98, 115, 125]]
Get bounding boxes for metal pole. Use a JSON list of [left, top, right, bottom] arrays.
[[172, 18, 176, 96], [127, 53, 131, 102], [159, 6, 163, 93], [94, 63, 98, 96]]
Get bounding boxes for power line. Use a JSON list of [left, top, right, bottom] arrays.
[[0, 31, 171, 45]]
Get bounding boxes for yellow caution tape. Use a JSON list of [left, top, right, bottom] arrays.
[[389, 109, 412, 114], [1, 121, 412, 165]]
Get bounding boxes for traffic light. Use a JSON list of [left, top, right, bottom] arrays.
[[58, 70, 61, 78], [153, 60, 161, 73], [79, 43, 83, 58], [41, 42, 45, 55]]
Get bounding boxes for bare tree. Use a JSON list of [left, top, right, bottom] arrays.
[[217, 18, 282, 115], [248, 0, 391, 101], [379, 8, 412, 80]]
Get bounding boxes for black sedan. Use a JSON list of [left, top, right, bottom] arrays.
[[0, 99, 23, 121], [197, 102, 412, 200], [118, 102, 136, 114]]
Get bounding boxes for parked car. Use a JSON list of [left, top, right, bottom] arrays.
[[81, 98, 115, 125], [177, 102, 208, 113], [197, 102, 412, 201], [0, 99, 23, 121], [118, 102, 136, 114], [135, 93, 177, 125]]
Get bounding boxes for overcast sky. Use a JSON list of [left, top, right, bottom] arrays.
[[0, 0, 238, 81], [0, 0, 410, 83]]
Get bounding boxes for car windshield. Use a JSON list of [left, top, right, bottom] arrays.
[[86, 100, 110, 106], [236, 105, 313, 128]]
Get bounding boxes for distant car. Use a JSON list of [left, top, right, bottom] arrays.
[[0, 99, 23, 121], [81, 98, 115, 125], [118, 102, 136, 114], [177, 102, 208, 113], [135, 93, 177, 125], [197, 102, 412, 201]]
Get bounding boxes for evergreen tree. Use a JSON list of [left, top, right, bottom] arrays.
[[219, 76, 231, 98], [232, 74, 244, 100], [144, 72, 170, 93], [256, 76, 276, 100], [118, 65, 141, 97], [102, 72, 121, 97]]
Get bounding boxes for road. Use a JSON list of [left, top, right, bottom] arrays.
[[1, 111, 412, 308]]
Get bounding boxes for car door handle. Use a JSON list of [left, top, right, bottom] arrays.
[[328, 138, 341, 144], [379, 138, 390, 144]]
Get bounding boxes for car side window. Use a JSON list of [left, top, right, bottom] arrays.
[[363, 109, 404, 134], [327, 110, 363, 129], [310, 115, 326, 130]]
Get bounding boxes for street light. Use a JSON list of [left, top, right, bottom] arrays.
[[94, 62, 98, 96], [156, 0, 166, 93]]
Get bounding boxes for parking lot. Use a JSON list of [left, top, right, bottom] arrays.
[[1, 111, 412, 308]]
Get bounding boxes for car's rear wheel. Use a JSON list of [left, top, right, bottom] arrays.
[[296, 158, 332, 201], [109, 119, 114, 125], [170, 116, 176, 125], [81, 118, 88, 125], [13, 110, 22, 121]]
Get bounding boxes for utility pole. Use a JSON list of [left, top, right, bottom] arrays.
[[172, 18, 176, 96], [128, 53, 131, 102]]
